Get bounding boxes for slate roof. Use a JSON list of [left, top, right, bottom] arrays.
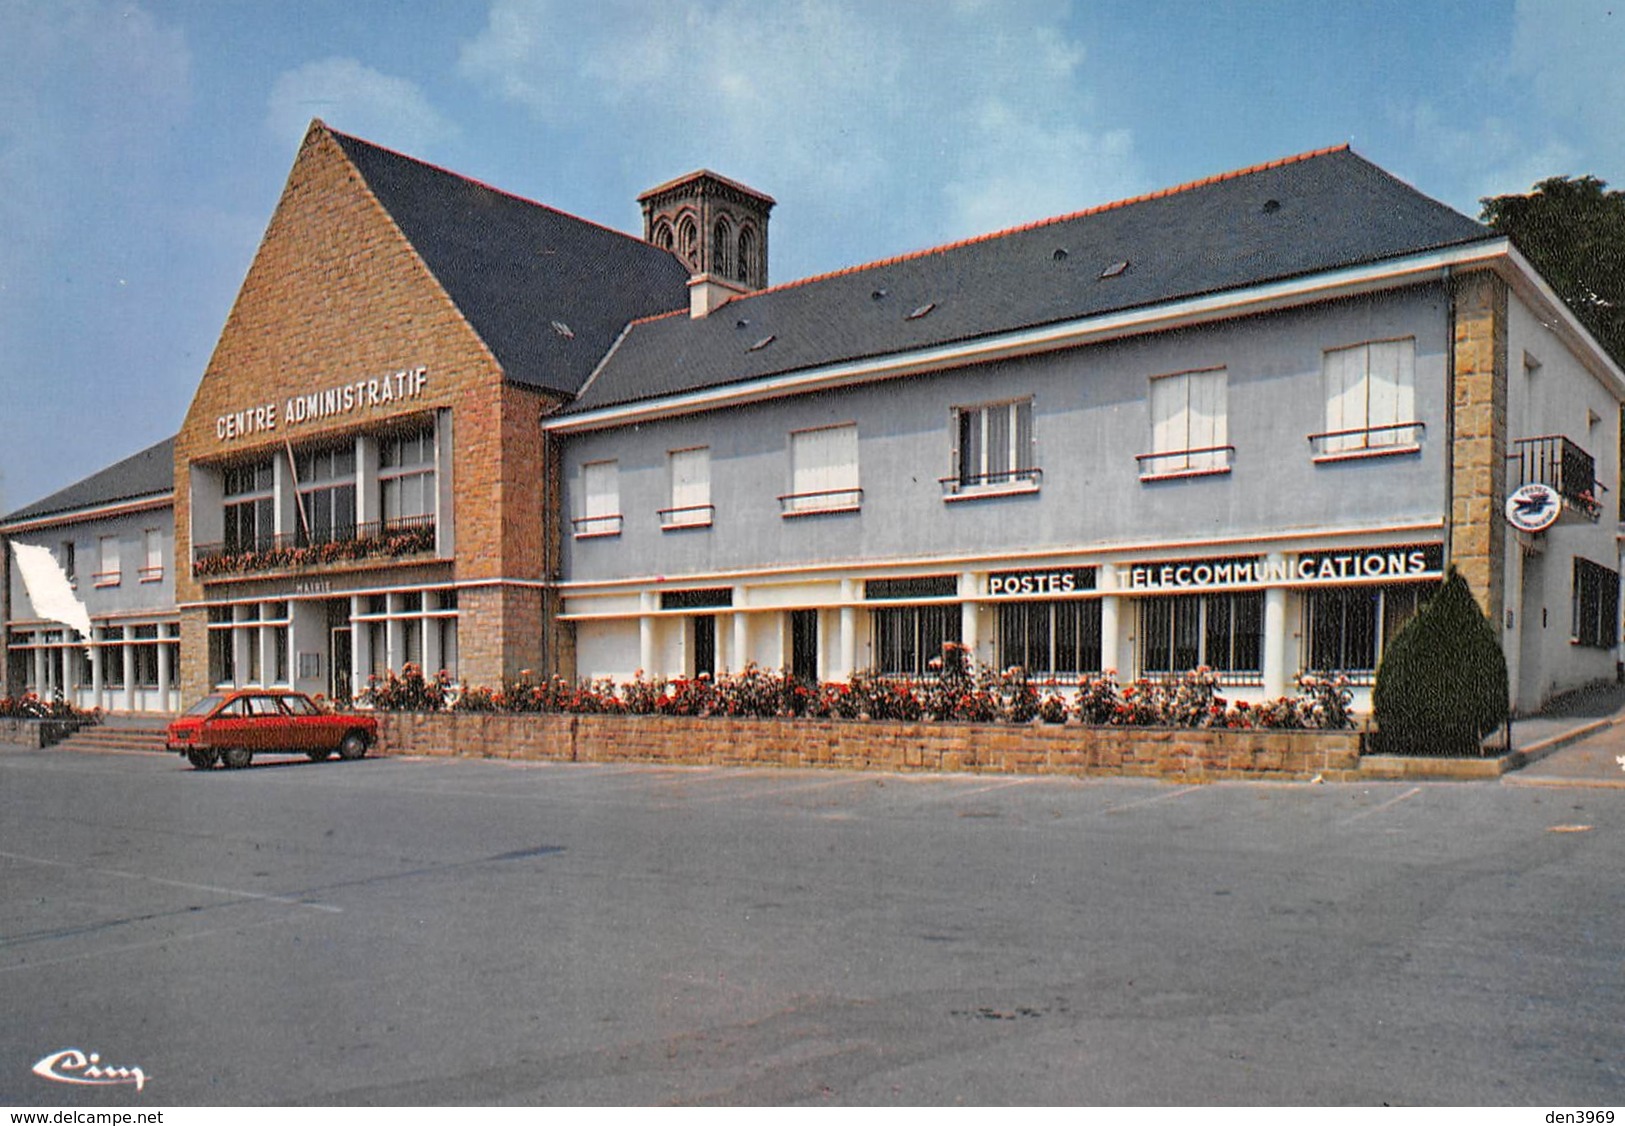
[[329, 126, 691, 397], [570, 145, 1497, 414], [3, 436, 175, 525]]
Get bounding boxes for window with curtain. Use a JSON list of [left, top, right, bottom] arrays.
[[955, 399, 1035, 489], [381, 426, 436, 526]]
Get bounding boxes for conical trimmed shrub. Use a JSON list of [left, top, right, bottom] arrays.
[[1372, 569, 1510, 756]]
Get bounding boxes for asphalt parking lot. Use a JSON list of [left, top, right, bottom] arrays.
[[3, 746, 1623, 1106]]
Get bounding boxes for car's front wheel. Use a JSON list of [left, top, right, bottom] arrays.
[[338, 732, 368, 761], [220, 746, 253, 770], [186, 747, 219, 771]]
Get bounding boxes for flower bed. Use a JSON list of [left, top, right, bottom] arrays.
[[362, 655, 1361, 781], [362, 654, 1356, 731]]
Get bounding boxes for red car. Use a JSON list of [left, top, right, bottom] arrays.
[[168, 689, 378, 770]]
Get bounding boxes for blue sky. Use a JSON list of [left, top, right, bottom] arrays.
[[2, 0, 1623, 512]]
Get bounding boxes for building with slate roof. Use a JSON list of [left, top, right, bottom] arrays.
[[550, 145, 1625, 714], [2, 437, 181, 711], [4, 127, 1622, 716]]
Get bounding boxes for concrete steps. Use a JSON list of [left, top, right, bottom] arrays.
[[55, 720, 174, 755]]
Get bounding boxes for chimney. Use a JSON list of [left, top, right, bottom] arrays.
[[638, 170, 775, 318]]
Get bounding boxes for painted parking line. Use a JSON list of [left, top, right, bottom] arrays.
[[1102, 784, 1205, 815], [1338, 786, 1423, 825], [0, 848, 343, 914]]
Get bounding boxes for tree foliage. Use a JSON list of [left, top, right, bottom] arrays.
[[1481, 175, 1625, 367], [1372, 570, 1509, 756]]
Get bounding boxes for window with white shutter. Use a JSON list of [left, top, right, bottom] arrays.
[[1141, 368, 1229, 477], [782, 424, 860, 515], [1316, 338, 1418, 455], [575, 460, 622, 537], [663, 447, 712, 528]]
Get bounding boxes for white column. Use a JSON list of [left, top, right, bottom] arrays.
[[90, 625, 105, 705], [121, 642, 135, 711], [731, 586, 749, 672], [157, 627, 173, 710], [1098, 563, 1123, 676], [1261, 552, 1289, 697], [355, 433, 378, 528], [32, 639, 46, 696], [959, 572, 980, 664], [351, 595, 370, 694], [639, 592, 657, 676], [838, 579, 858, 680]]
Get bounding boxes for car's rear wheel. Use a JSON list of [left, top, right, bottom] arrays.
[[186, 747, 218, 771], [338, 732, 368, 761], [307, 746, 334, 762], [220, 746, 252, 770]]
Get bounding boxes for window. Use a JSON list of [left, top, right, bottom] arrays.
[[1140, 592, 1263, 680], [1572, 557, 1619, 649], [677, 215, 699, 270], [223, 461, 274, 553], [102, 626, 125, 687], [784, 424, 860, 514], [95, 535, 121, 587], [59, 541, 76, 584], [294, 445, 357, 545], [952, 399, 1036, 492], [575, 460, 621, 537], [1318, 338, 1418, 454], [140, 529, 163, 582], [662, 447, 712, 528], [712, 217, 733, 279], [736, 226, 757, 285], [1303, 583, 1432, 681], [872, 605, 961, 677], [381, 427, 436, 528], [1144, 368, 1228, 476], [999, 601, 1102, 677]]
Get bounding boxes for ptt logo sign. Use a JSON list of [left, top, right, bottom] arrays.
[[1506, 483, 1562, 533]]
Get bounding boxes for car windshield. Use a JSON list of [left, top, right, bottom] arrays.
[[184, 695, 225, 717]]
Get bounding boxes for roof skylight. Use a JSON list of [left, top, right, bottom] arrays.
[[1099, 260, 1130, 279], [748, 334, 776, 352], [906, 302, 936, 321]]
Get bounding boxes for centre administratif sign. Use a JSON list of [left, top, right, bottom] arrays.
[[1124, 545, 1443, 591], [216, 366, 429, 441]]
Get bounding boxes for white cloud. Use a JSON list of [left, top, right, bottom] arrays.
[[1511, 0, 1625, 186], [266, 57, 458, 154], [457, 0, 1140, 270]]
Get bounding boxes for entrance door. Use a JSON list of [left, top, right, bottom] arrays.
[[791, 609, 818, 683], [693, 615, 716, 678], [330, 627, 353, 704]]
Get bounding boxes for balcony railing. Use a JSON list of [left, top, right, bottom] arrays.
[[778, 487, 863, 516], [1508, 435, 1602, 520], [192, 515, 436, 578], [1307, 421, 1425, 457], [938, 467, 1044, 496], [657, 504, 715, 529], [1135, 446, 1234, 479]]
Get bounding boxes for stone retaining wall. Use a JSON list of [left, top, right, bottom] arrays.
[[0, 718, 89, 748], [377, 712, 1361, 781]]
